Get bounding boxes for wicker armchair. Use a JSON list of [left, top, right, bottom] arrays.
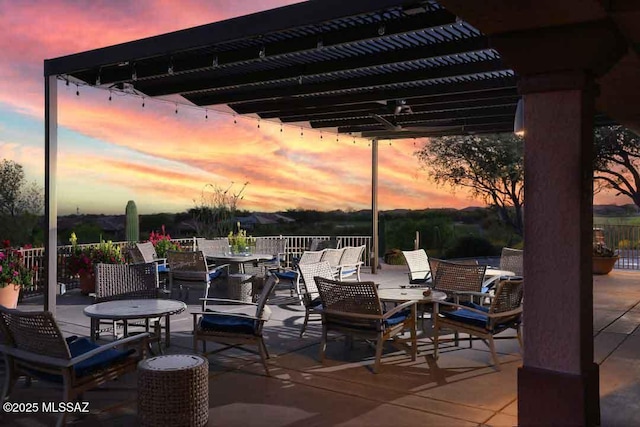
[[192, 274, 278, 375], [430, 259, 487, 303], [433, 277, 524, 370], [136, 242, 168, 273], [296, 261, 335, 337], [320, 248, 345, 276], [167, 251, 229, 301], [196, 237, 229, 259], [337, 245, 365, 281], [274, 250, 324, 298], [0, 307, 148, 427], [401, 249, 432, 285], [314, 277, 417, 373], [483, 248, 524, 290], [91, 263, 160, 341]]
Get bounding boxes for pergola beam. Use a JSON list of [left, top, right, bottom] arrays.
[[186, 59, 507, 106]]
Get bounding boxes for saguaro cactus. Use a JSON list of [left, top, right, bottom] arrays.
[[125, 200, 139, 242]]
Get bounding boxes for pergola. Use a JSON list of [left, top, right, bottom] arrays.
[[44, 1, 640, 425]]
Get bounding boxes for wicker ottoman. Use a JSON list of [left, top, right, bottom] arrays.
[[227, 273, 254, 302], [138, 354, 209, 427]]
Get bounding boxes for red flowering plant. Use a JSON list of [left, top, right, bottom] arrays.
[[66, 232, 125, 276], [149, 225, 181, 258], [0, 240, 35, 289]]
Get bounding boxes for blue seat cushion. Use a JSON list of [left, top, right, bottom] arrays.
[[27, 337, 134, 382], [384, 309, 411, 327], [201, 310, 255, 334], [274, 270, 297, 281], [209, 269, 223, 281], [310, 296, 322, 308], [157, 264, 169, 273], [441, 302, 489, 329], [70, 337, 135, 377], [340, 268, 357, 277]]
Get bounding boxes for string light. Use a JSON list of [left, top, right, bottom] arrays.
[[141, 97, 145, 108], [320, 132, 323, 140], [175, 103, 178, 114], [205, 109, 208, 120], [280, 124, 283, 132], [300, 127, 304, 138], [65, 79, 69, 87], [76, 84, 79, 96], [233, 115, 237, 124], [257, 119, 260, 128], [108, 91, 112, 101]]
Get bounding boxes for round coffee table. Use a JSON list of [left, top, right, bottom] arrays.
[[138, 354, 208, 427], [83, 299, 186, 347]]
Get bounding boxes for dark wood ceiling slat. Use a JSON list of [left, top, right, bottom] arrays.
[[186, 59, 508, 105], [133, 36, 488, 97], [229, 77, 517, 113]]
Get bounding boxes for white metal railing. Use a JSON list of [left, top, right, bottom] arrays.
[[20, 235, 373, 294], [594, 224, 640, 270]]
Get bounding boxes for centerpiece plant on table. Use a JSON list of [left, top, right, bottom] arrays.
[[228, 223, 256, 255], [67, 232, 125, 294], [149, 225, 182, 258], [0, 240, 35, 308]]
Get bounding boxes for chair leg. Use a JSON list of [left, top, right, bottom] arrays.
[[1, 358, 17, 400], [257, 338, 270, 376], [487, 336, 501, 370], [373, 336, 385, 374], [516, 325, 524, 352], [319, 326, 328, 363], [300, 309, 310, 338], [410, 321, 417, 362], [261, 338, 271, 359], [433, 322, 440, 360]]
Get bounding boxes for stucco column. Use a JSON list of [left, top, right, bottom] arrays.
[[518, 71, 599, 426]]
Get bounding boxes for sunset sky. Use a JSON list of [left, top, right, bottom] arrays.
[[0, 0, 625, 215]]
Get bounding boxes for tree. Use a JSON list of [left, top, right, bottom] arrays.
[[0, 159, 44, 245], [593, 126, 640, 208], [190, 182, 249, 238], [415, 133, 524, 235]]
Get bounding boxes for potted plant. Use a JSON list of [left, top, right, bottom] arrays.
[[593, 242, 619, 275], [67, 233, 125, 294], [0, 240, 35, 308], [149, 225, 182, 258], [228, 224, 255, 255]]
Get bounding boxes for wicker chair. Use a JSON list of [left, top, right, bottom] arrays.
[[274, 250, 324, 298], [296, 261, 335, 337], [314, 277, 417, 373], [320, 248, 345, 276], [91, 263, 160, 342], [430, 259, 487, 303], [0, 306, 148, 427], [401, 249, 432, 285], [482, 248, 524, 290], [433, 277, 524, 370], [196, 237, 229, 259], [166, 251, 228, 302], [192, 274, 278, 375], [337, 245, 365, 281]]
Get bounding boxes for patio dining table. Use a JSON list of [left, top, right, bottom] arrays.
[[206, 253, 275, 274]]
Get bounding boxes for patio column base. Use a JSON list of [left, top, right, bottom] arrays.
[[518, 363, 600, 427]]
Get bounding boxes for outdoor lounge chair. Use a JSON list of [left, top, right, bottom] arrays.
[[314, 277, 417, 373], [167, 250, 229, 302], [274, 249, 324, 298], [319, 248, 345, 277], [482, 247, 524, 290], [136, 241, 168, 273], [336, 245, 365, 281], [431, 259, 487, 303], [433, 277, 524, 370], [296, 261, 335, 337], [401, 249, 432, 285], [192, 274, 278, 375], [0, 306, 148, 427]]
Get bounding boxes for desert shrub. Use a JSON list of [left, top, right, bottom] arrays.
[[445, 235, 499, 258]]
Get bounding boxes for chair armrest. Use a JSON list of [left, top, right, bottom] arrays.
[[0, 333, 149, 368], [322, 310, 384, 321], [208, 263, 230, 274], [199, 298, 257, 306], [154, 258, 167, 266], [192, 311, 268, 321], [436, 301, 522, 319], [450, 290, 491, 298], [381, 300, 417, 319]]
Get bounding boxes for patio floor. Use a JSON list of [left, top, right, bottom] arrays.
[[2, 265, 640, 426]]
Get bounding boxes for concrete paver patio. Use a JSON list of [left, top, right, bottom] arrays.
[[1, 265, 639, 426]]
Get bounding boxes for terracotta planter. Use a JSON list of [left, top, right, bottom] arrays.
[[0, 283, 21, 308], [79, 271, 96, 295], [593, 256, 619, 275]]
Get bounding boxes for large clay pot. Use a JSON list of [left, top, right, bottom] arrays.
[[0, 283, 21, 308], [593, 256, 619, 275], [79, 271, 96, 294]]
